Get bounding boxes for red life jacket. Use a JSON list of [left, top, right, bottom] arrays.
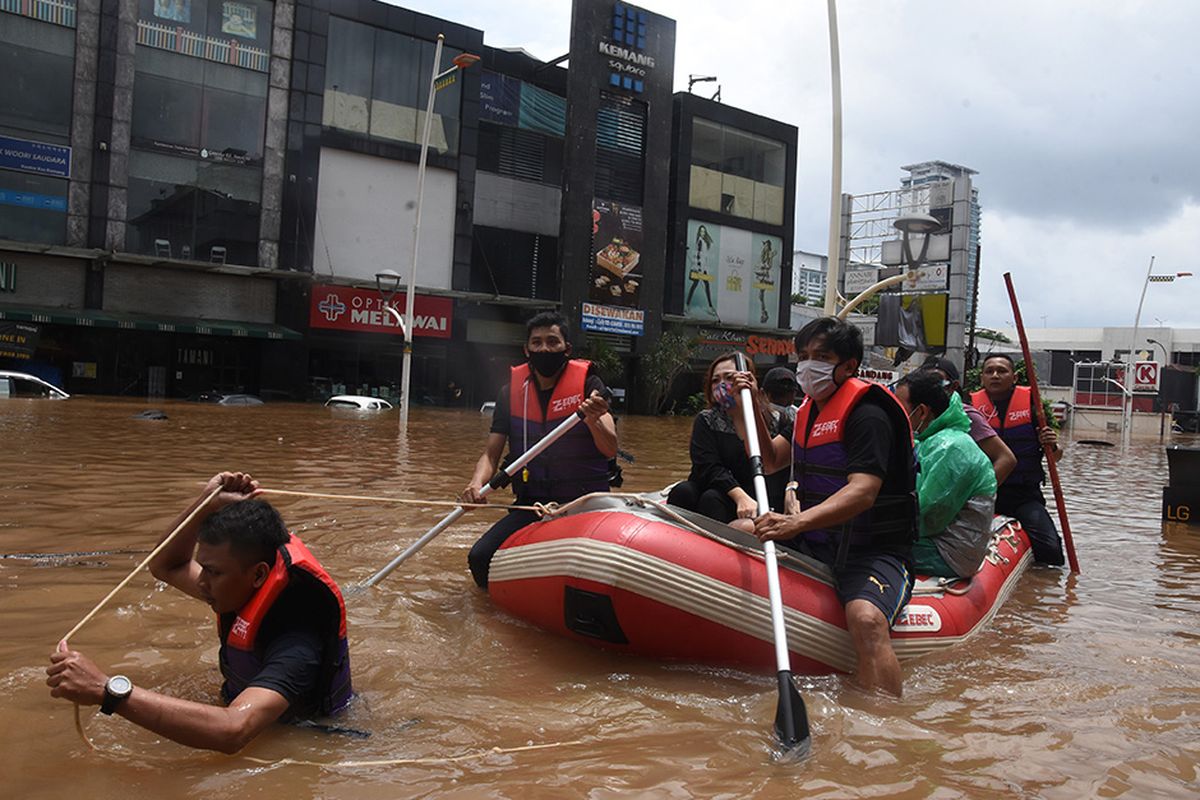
[[508, 359, 610, 502], [218, 534, 352, 716], [791, 377, 916, 565], [970, 386, 1043, 488]]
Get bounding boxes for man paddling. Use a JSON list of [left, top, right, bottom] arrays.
[[461, 311, 617, 588], [47, 472, 352, 753], [971, 353, 1066, 565], [737, 317, 917, 696]]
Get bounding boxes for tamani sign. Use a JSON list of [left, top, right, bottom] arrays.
[[309, 284, 452, 339]]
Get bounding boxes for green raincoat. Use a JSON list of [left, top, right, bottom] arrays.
[[913, 393, 998, 577]]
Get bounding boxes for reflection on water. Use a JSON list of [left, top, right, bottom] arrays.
[[2, 398, 1199, 797]]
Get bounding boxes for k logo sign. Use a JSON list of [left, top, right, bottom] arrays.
[[1133, 360, 1160, 393], [318, 294, 347, 323]]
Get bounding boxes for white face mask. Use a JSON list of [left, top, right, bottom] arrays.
[[795, 359, 838, 402]]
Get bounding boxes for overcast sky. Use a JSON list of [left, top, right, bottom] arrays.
[[394, 0, 1199, 331]]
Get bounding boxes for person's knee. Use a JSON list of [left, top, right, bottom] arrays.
[[696, 489, 732, 522], [845, 600, 891, 649], [667, 482, 700, 510]]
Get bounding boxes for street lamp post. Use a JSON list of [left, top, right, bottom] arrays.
[[1122, 257, 1191, 439], [838, 213, 941, 318], [394, 35, 478, 432]]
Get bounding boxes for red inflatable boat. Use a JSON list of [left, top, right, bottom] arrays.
[[489, 494, 1033, 674]]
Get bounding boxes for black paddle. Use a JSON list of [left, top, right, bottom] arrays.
[[732, 353, 811, 755]]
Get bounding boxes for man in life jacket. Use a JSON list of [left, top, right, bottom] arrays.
[[47, 472, 351, 753], [739, 317, 918, 696], [971, 353, 1066, 565], [461, 311, 617, 588]]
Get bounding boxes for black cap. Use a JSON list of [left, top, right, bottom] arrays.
[[762, 366, 799, 391], [920, 355, 960, 383]]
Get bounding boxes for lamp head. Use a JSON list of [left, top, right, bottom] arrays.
[[452, 53, 481, 69], [893, 214, 942, 236], [375, 269, 403, 293]]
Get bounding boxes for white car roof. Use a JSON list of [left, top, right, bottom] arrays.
[[0, 371, 70, 398], [325, 395, 393, 408]]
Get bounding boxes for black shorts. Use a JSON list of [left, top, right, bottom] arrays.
[[833, 552, 914, 627]]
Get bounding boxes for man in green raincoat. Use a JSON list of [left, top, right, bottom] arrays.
[[894, 370, 997, 578]]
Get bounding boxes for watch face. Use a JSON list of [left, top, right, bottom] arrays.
[[109, 675, 132, 696]]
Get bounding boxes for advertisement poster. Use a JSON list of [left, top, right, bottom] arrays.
[[221, 2, 257, 38], [0, 321, 40, 360], [153, 0, 190, 23], [590, 200, 643, 308], [683, 220, 781, 328]]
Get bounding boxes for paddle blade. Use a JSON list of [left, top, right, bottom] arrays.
[[774, 671, 811, 756]]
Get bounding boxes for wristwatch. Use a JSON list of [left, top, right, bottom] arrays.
[[100, 675, 133, 715]]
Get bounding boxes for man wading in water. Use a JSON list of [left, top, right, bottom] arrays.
[[47, 472, 352, 753]]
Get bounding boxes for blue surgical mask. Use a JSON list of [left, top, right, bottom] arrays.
[[795, 359, 838, 402]]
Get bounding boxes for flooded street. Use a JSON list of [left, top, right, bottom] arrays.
[[2, 397, 1199, 798]]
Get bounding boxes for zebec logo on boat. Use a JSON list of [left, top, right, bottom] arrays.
[[892, 605, 942, 633]]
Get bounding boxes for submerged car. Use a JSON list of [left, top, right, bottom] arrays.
[[0, 371, 70, 399], [188, 391, 264, 405], [325, 395, 393, 410]]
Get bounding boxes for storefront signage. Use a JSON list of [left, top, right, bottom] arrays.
[[0, 189, 68, 212], [0, 135, 71, 179], [309, 284, 453, 339], [479, 71, 521, 126], [581, 302, 644, 336], [600, 2, 656, 92], [843, 267, 879, 295], [683, 220, 782, 329], [745, 334, 794, 357], [858, 367, 898, 386], [0, 321, 40, 360]]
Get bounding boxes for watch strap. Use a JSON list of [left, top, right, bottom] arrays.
[[100, 679, 130, 715]]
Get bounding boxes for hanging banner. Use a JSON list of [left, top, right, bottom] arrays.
[[309, 284, 453, 339], [581, 302, 644, 336], [683, 220, 781, 328], [0, 321, 40, 360], [589, 200, 643, 308]]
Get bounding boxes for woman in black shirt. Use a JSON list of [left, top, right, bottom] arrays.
[[666, 352, 763, 532]]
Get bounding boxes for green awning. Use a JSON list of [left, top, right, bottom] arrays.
[[0, 305, 302, 341]]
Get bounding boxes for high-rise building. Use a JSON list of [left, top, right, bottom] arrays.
[[900, 161, 981, 329], [791, 250, 827, 306]]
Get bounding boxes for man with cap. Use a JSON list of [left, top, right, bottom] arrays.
[[921, 356, 1016, 486]]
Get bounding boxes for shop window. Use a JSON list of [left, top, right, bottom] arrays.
[[132, 48, 268, 162], [471, 225, 558, 300], [126, 149, 262, 265], [0, 169, 68, 245], [324, 17, 462, 154], [135, 0, 274, 73], [689, 117, 786, 225], [0, 15, 74, 141]]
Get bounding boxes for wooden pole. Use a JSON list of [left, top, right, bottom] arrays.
[[1003, 273, 1080, 573]]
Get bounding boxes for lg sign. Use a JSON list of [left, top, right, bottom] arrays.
[[1133, 360, 1160, 393]]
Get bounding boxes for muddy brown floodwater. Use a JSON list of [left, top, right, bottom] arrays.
[[2, 397, 1199, 798]]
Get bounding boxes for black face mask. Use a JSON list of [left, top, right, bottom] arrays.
[[528, 349, 568, 378]]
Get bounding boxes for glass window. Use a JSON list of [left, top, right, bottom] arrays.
[[135, 0, 274, 72], [323, 18, 462, 154], [0, 169, 68, 245], [0, 16, 74, 141], [133, 48, 267, 161], [127, 149, 262, 265], [689, 118, 786, 225]]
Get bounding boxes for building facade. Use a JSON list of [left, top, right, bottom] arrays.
[[0, 0, 799, 407]]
